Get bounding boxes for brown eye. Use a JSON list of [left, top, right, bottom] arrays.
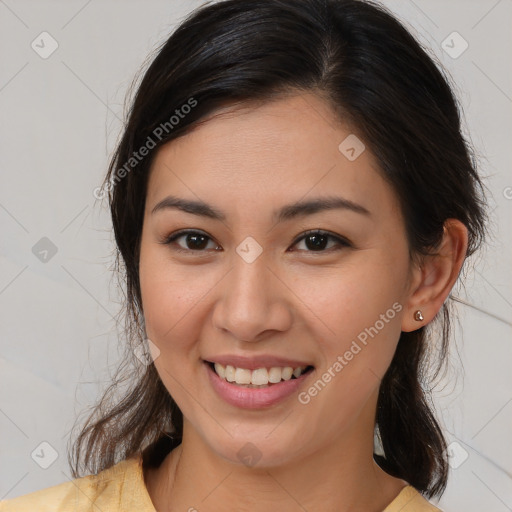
[[291, 230, 351, 253], [161, 230, 220, 252], [160, 229, 351, 254], [180, 233, 209, 250]]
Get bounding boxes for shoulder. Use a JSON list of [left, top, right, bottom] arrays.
[[383, 485, 443, 512], [0, 456, 156, 512]]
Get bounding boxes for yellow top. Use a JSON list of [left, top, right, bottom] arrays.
[[0, 455, 442, 511]]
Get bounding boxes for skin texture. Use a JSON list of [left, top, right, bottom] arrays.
[[138, 92, 468, 511]]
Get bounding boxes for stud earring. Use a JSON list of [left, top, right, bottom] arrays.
[[414, 310, 424, 322]]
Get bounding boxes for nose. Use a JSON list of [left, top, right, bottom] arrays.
[[212, 250, 293, 342]]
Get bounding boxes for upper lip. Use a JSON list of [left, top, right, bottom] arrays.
[[204, 355, 313, 370]]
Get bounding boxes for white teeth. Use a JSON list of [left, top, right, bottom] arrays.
[[211, 363, 308, 386], [225, 365, 236, 382], [281, 367, 293, 381], [214, 362, 225, 379], [251, 368, 269, 385], [268, 367, 282, 383], [234, 367, 252, 385]]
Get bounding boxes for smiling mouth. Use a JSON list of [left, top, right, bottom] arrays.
[[206, 361, 314, 388]]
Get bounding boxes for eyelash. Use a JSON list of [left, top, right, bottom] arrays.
[[159, 229, 352, 255]]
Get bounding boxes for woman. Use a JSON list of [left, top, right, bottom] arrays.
[[1, 0, 487, 510]]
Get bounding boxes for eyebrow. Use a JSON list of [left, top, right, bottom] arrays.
[[151, 194, 371, 222]]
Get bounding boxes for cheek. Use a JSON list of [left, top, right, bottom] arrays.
[[138, 248, 212, 412], [289, 255, 403, 344], [289, 255, 405, 405], [139, 244, 196, 350]]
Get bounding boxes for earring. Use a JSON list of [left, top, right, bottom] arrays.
[[414, 310, 424, 322]]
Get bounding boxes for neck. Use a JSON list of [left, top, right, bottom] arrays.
[[145, 396, 408, 512]]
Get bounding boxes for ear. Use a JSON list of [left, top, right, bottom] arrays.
[[401, 219, 468, 332]]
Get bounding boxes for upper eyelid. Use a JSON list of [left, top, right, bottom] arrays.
[[290, 229, 351, 246], [162, 229, 351, 250]]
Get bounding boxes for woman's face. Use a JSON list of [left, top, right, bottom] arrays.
[[139, 92, 416, 467]]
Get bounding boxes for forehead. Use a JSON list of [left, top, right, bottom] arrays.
[[146, 93, 401, 222]]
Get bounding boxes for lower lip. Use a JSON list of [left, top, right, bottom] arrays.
[[205, 362, 313, 409]]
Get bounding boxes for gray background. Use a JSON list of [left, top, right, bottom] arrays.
[[0, 1, 511, 510]]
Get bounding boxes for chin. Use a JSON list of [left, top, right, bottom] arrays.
[[205, 429, 308, 470]]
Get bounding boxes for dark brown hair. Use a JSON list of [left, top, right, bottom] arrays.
[[68, 0, 487, 499]]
